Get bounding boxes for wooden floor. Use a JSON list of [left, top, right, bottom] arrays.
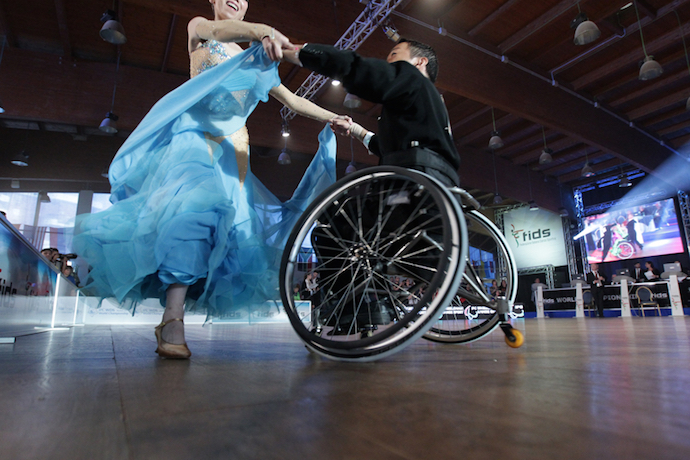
[[1, 317, 690, 460]]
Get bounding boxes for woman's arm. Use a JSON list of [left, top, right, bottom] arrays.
[[268, 84, 338, 123], [188, 17, 292, 60]]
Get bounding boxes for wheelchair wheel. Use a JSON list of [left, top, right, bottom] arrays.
[[423, 209, 517, 344], [280, 166, 468, 361], [617, 241, 634, 259]]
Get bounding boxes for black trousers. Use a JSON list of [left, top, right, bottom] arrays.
[[591, 286, 605, 317]]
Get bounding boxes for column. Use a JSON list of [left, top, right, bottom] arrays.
[[575, 281, 585, 318], [668, 274, 684, 316], [536, 285, 545, 318]]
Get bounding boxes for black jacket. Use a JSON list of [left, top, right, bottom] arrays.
[[299, 44, 460, 182]]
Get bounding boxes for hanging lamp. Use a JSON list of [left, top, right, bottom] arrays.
[[539, 126, 553, 164], [571, 2, 601, 46], [488, 108, 504, 150], [100, 8, 127, 45], [581, 153, 595, 177], [100, 49, 121, 134], [634, 0, 663, 80], [277, 135, 291, 165]]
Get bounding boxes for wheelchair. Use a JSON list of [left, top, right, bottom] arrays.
[[279, 166, 522, 362]]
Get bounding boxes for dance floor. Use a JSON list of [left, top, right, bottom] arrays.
[[1, 317, 689, 459]]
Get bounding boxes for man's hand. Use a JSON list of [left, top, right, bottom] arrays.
[[329, 115, 354, 136]]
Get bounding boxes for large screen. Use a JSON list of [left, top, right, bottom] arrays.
[[578, 198, 685, 263]]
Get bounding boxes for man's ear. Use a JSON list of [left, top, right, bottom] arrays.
[[415, 56, 429, 70]]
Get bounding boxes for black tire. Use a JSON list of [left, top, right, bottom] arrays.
[[280, 167, 467, 361], [423, 210, 517, 343]]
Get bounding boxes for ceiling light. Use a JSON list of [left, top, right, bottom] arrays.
[[101, 167, 109, 178], [639, 56, 663, 80], [343, 93, 362, 109], [277, 148, 291, 165], [558, 207, 570, 217], [621, 3, 633, 10], [493, 193, 503, 205], [99, 112, 118, 134], [0, 98, 4, 114], [633, 1, 662, 81], [488, 108, 504, 150], [11, 180, 19, 189], [345, 162, 357, 174], [619, 175, 632, 187], [100, 10, 127, 45], [383, 25, 400, 42], [11, 151, 29, 167], [281, 123, 290, 137], [38, 191, 51, 203], [539, 148, 553, 164], [571, 11, 600, 46], [331, 80, 341, 87], [581, 162, 595, 177], [529, 200, 539, 211], [489, 131, 504, 150]]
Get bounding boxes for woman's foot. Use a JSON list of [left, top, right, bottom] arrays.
[[154, 318, 192, 359]]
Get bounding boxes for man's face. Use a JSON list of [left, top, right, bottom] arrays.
[[591, 264, 598, 271], [635, 263, 641, 269]]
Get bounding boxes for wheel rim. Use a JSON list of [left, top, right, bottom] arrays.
[[280, 167, 467, 360]]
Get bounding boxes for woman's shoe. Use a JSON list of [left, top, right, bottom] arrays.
[[154, 318, 192, 359]]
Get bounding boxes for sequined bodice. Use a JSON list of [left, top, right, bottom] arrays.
[[190, 40, 234, 78]]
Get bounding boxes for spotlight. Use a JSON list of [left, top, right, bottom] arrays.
[[331, 80, 341, 86], [529, 200, 539, 211], [345, 162, 357, 174], [619, 175, 632, 187], [38, 191, 51, 203], [383, 25, 400, 42], [558, 207, 570, 218], [281, 124, 290, 138], [493, 193, 503, 205]]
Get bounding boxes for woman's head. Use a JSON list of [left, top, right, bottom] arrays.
[[209, 0, 248, 21]]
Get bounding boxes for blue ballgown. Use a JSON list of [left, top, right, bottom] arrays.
[[73, 42, 336, 316]]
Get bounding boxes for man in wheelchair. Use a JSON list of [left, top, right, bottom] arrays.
[[283, 38, 460, 336]]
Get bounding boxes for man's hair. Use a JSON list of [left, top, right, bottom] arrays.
[[398, 38, 439, 83]]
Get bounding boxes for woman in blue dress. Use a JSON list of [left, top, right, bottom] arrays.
[[74, 0, 343, 359]]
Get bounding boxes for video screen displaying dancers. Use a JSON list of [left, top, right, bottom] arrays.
[[579, 198, 685, 263]]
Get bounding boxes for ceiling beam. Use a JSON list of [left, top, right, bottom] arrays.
[[53, 0, 72, 59], [160, 14, 179, 73], [498, 0, 575, 53], [0, 0, 16, 47], [572, 4, 690, 90], [468, 0, 521, 37], [626, 87, 689, 120]]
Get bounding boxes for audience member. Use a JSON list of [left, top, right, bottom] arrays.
[[644, 261, 660, 280], [586, 263, 606, 318]]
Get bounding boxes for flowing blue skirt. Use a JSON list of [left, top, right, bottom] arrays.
[[73, 44, 336, 316]]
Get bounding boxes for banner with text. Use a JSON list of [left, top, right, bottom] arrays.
[[502, 207, 567, 269]]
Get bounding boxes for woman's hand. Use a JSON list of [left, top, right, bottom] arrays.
[[261, 28, 294, 61], [329, 115, 354, 136]]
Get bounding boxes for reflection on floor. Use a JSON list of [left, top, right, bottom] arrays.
[[1, 318, 690, 459]]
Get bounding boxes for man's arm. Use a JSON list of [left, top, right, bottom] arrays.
[[287, 44, 413, 104]]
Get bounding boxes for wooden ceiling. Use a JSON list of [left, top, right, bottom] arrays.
[[2, 0, 690, 211]]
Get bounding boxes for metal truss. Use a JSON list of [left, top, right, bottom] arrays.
[[280, 0, 406, 122], [518, 265, 555, 289], [562, 217, 577, 280], [678, 190, 690, 255], [572, 187, 589, 275]]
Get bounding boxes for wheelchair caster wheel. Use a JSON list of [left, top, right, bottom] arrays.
[[503, 328, 524, 348]]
